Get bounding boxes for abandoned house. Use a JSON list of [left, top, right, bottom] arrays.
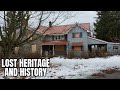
[[0, 22, 120, 57]]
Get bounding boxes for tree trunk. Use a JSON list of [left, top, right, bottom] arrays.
[[2, 47, 15, 59]]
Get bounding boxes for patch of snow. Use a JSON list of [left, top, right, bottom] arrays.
[[0, 55, 120, 79], [31, 55, 120, 79]]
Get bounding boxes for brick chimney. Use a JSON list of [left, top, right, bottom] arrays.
[[49, 21, 52, 27]]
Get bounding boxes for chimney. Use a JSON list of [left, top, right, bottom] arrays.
[[49, 21, 52, 27]]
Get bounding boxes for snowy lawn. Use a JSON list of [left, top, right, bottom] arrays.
[[34, 55, 120, 79], [0, 55, 120, 79]]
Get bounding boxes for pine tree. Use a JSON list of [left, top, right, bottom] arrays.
[[94, 11, 120, 43]]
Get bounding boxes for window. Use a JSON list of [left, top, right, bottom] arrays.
[[113, 46, 118, 49], [80, 32, 82, 38], [72, 32, 82, 38], [59, 36, 61, 39], [54, 35, 64, 40], [73, 46, 81, 51], [32, 44, 36, 53]]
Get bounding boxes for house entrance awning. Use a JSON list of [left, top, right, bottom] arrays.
[[41, 40, 68, 45]]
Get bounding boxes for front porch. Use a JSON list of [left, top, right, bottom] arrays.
[[88, 44, 107, 52], [41, 40, 68, 56], [87, 36, 108, 52], [41, 45, 67, 56]]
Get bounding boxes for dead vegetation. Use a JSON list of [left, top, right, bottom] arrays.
[[100, 67, 120, 74], [91, 67, 120, 78], [91, 72, 105, 77]]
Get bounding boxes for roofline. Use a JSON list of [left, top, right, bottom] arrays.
[[65, 23, 88, 34], [88, 36, 120, 44], [29, 23, 90, 35], [43, 34, 65, 36]]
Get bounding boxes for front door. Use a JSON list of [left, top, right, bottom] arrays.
[[42, 45, 53, 56]]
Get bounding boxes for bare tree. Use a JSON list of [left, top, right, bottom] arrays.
[[0, 11, 77, 58]]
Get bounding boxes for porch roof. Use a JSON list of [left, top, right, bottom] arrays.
[[72, 42, 83, 46], [41, 40, 68, 45]]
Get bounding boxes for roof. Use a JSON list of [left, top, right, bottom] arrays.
[[37, 23, 90, 35], [41, 40, 68, 45], [87, 36, 108, 44], [87, 36, 120, 45]]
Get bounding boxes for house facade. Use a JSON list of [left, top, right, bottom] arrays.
[[35, 22, 120, 56], [1, 22, 119, 57]]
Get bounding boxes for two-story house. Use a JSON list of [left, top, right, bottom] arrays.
[[37, 22, 91, 56], [36, 22, 120, 56], [4, 22, 119, 57]]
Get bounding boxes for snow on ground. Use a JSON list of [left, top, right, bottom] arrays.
[[0, 55, 120, 79], [34, 55, 120, 79]]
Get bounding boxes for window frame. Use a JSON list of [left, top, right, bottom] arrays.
[[54, 35, 64, 40], [72, 32, 82, 38], [113, 46, 119, 49]]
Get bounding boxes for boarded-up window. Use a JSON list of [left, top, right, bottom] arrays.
[[73, 46, 81, 51], [15, 47, 19, 54], [72, 32, 82, 38], [32, 44, 36, 53], [55, 45, 65, 51]]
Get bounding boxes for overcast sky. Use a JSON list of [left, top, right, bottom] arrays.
[[32, 11, 98, 28], [0, 11, 98, 28], [60, 11, 97, 25]]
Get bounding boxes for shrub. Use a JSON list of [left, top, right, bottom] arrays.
[[80, 51, 89, 59], [89, 49, 108, 58], [23, 52, 41, 59], [67, 50, 75, 59], [89, 50, 96, 58], [96, 49, 108, 57]]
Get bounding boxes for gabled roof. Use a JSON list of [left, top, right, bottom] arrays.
[[37, 23, 90, 35]]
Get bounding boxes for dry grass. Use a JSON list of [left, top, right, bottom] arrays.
[[100, 68, 120, 74], [49, 63, 61, 68], [91, 72, 105, 77]]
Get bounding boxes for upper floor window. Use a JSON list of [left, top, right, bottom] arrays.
[[54, 35, 64, 40], [72, 32, 82, 38]]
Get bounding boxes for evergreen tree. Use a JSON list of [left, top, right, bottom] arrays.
[[94, 11, 120, 42]]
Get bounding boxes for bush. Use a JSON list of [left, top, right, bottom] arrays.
[[89, 50, 96, 58], [80, 51, 89, 59], [67, 50, 75, 59], [23, 52, 41, 59], [96, 49, 108, 57], [89, 49, 108, 58]]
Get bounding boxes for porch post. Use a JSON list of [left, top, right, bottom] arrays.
[[66, 44, 68, 55], [53, 45, 55, 56], [41, 45, 42, 56]]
